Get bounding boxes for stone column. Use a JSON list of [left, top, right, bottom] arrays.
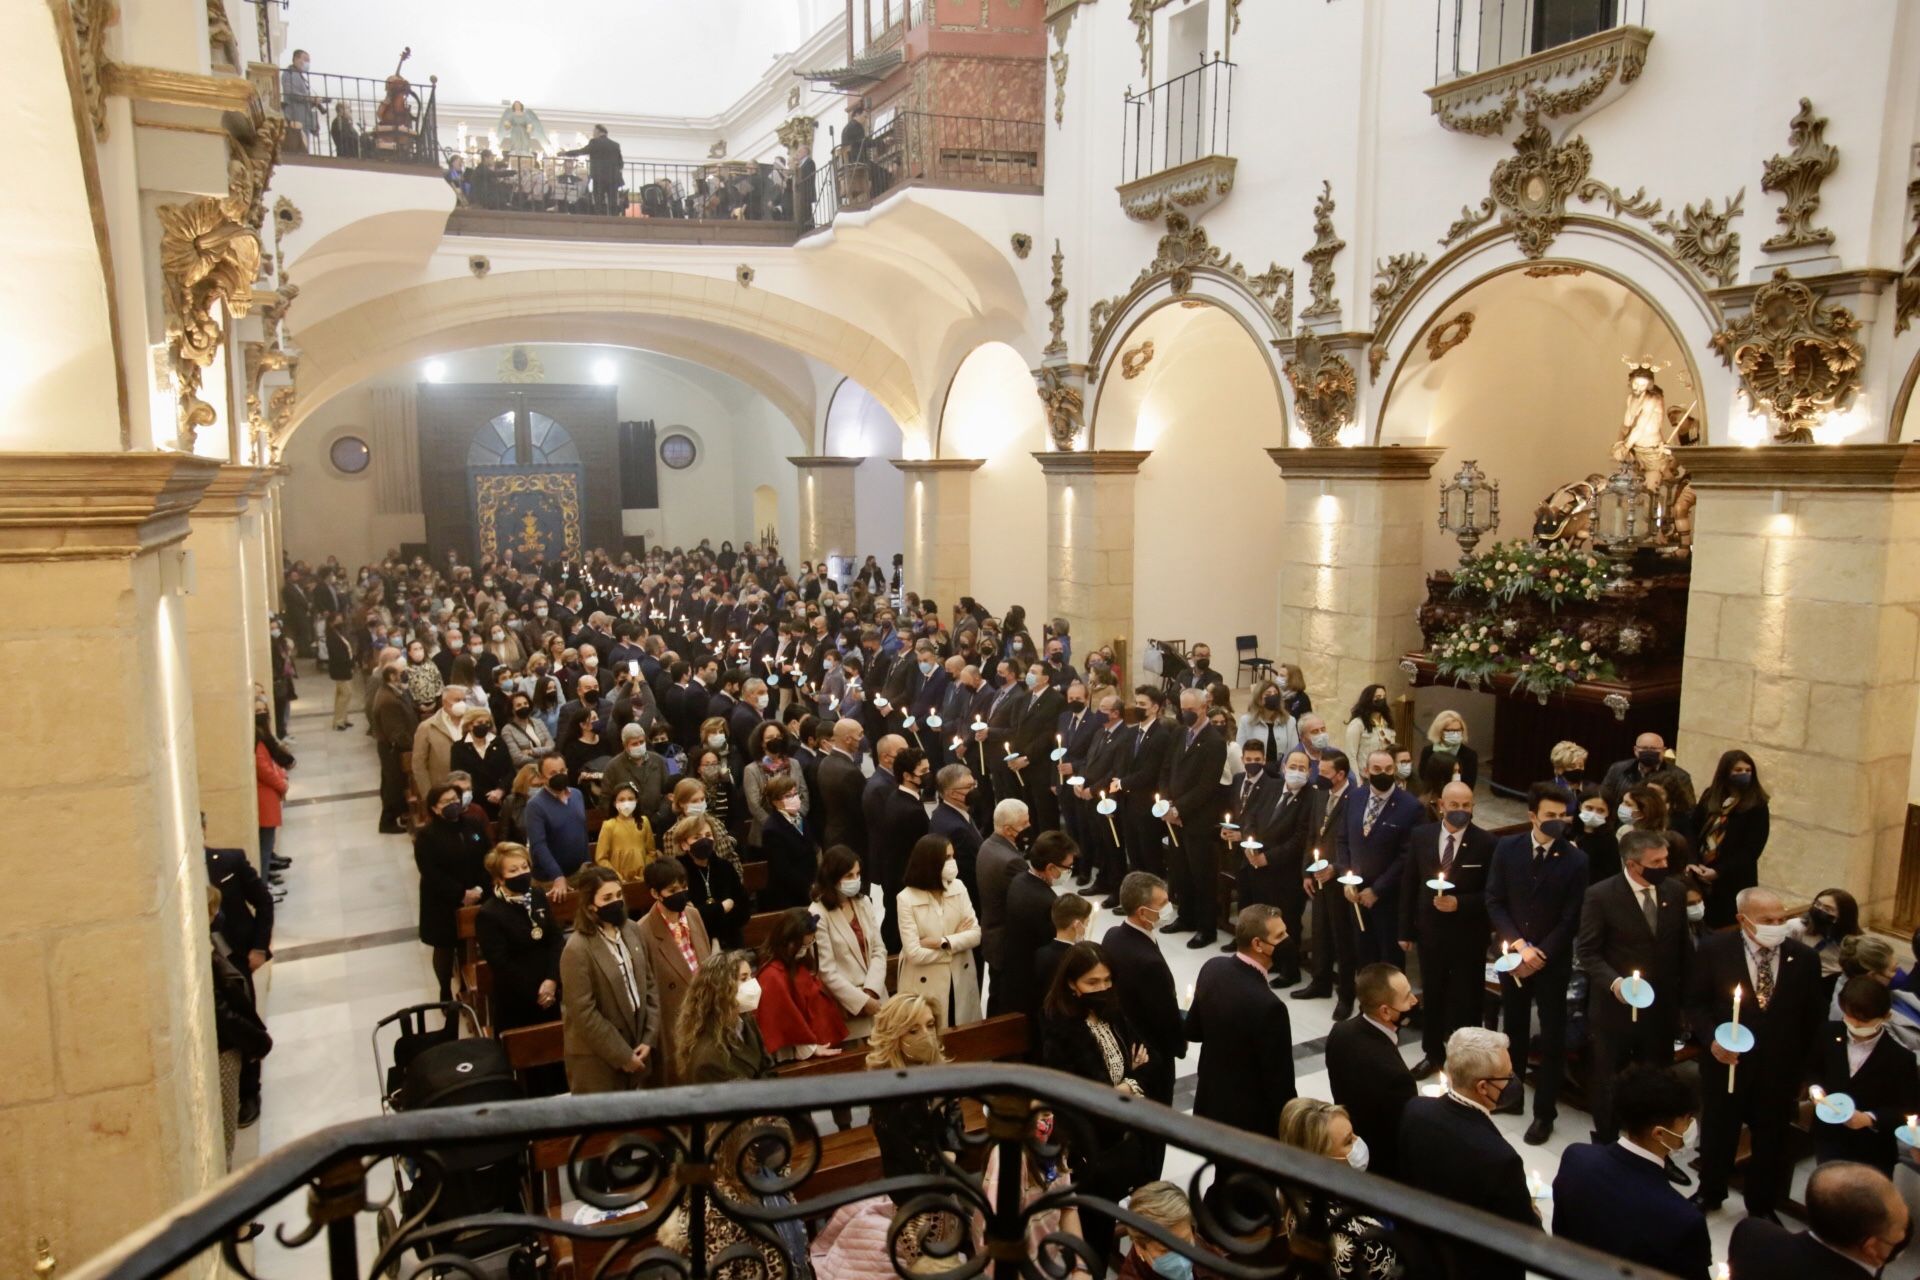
[[0, 452, 225, 1270], [1677, 444, 1920, 923], [186, 467, 272, 862], [1267, 447, 1445, 703], [1035, 450, 1146, 669], [788, 456, 862, 565], [242, 480, 274, 692], [892, 459, 983, 609]]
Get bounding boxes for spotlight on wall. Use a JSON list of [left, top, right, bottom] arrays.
[[592, 358, 617, 385], [424, 360, 447, 383]]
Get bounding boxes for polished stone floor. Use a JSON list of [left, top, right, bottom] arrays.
[[241, 690, 1857, 1278]]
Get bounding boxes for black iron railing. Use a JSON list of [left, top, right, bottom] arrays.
[[1122, 57, 1234, 187], [69, 1064, 1656, 1280], [827, 110, 1044, 218], [278, 67, 440, 167], [1434, 0, 1648, 82], [446, 155, 800, 222]]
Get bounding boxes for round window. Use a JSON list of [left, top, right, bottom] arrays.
[[329, 435, 371, 475], [659, 433, 698, 470]]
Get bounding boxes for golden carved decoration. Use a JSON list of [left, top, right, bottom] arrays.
[[1368, 343, 1387, 380], [1428, 25, 1650, 135], [737, 264, 756, 287], [1301, 180, 1347, 321], [267, 385, 296, 449], [775, 115, 817, 154], [1120, 340, 1155, 380], [272, 196, 302, 279], [1011, 233, 1033, 259], [1116, 155, 1237, 223], [1034, 365, 1085, 450], [475, 471, 584, 562], [224, 100, 286, 233], [1524, 263, 1588, 278], [1425, 311, 1476, 362], [1710, 268, 1863, 443], [68, 0, 117, 141], [1370, 252, 1428, 327], [1896, 179, 1919, 336], [102, 62, 257, 111], [1441, 108, 1590, 259], [1283, 334, 1358, 448], [1574, 181, 1746, 288], [1050, 47, 1069, 128], [207, 0, 240, 68], [1088, 213, 1292, 355], [33, 1236, 56, 1279], [497, 346, 545, 384], [1044, 239, 1069, 358], [158, 197, 261, 450], [1760, 98, 1839, 252], [1127, 0, 1174, 77], [243, 340, 292, 434]]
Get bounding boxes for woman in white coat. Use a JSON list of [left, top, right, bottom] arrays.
[[808, 845, 888, 1040], [895, 834, 983, 1029]]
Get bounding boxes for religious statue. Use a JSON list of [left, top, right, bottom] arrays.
[[1532, 478, 1599, 544], [496, 100, 551, 158], [1612, 357, 1672, 491]]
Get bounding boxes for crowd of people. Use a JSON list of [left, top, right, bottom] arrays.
[[245, 535, 1920, 1279]]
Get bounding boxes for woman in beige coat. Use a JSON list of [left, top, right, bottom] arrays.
[[808, 846, 888, 1041], [894, 834, 982, 1029], [559, 865, 660, 1093]]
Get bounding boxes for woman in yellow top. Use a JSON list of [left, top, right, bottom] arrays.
[[594, 781, 656, 879]]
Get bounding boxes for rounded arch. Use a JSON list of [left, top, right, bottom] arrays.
[[1889, 344, 1920, 443], [288, 269, 925, 450], [938, 341, 1047, 613], [1373, 218, 1732, 443]]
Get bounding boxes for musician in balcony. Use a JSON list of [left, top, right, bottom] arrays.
[[559, 124, 625, 216], [280, 50, 320, 149]]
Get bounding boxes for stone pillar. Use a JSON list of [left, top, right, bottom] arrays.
[[1268, 447, 1445, 703], [788, 456, 861, 565], [241, 481, 274, 692], [0, 452, 225, 1271], [1677, 444, 1920, 923], [892, 459, 983, 610], [1035, 450, 1146, 669], [186, 467, 272, 862]]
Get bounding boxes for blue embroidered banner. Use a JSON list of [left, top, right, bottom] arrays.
[[469, 466, 585, 563]]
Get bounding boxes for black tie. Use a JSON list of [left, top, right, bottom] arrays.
[[1640, 884, 1659, 932]]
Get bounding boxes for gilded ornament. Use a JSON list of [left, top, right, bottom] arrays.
[[497, 346, 545, 384], [1574, 181, 1661, 220], [737, 264, 756, 287], [1709, 268, 1862, 443], [1247, 265, 1294, 340], [267, 385, 297, 448], [1483, 111, 1591, 259], [1117, 156, 1237, 223], [1127, 0, 1174, 77], [1283, 333, 1358, 448], [1011, 233, 1034, 259], [1523, 264, 1587, 278], [1370, 252, 1428, 327], [1368, 344, 1387, 380], [1050, 48, 1069, 127], [1427, 27, 1651, 135], [775, 116, 818, 154], [67, 0, 116, 141], [158, 196, 262, 450], [1044, 240, 1069, 358], [1088, 213, 1289, 352], [1301, 180, 1347, 321], [1896, 178, 1919, 336], [1120, 340, 1155, 380], [207, 0, 240, 68], [1438, 87, 1520, 138], [1573, 178, 1746, 289], [1426, 312, 1476, 362], [1034, 365, 1085, 450], [224, 102, 287, 233], [243, 340, 292, 432], [1760, 98, 1839, 251]]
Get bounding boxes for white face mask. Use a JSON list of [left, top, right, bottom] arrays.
[[707, 733, 728, 749], [1309, 732, 1330, 750], [615, 799, 637, 816], [460, 790, 473, 808], [1138, 906, 1161, 932], [839, 877, 864, 898], [450, 701, 469, 720], [627, 743, 647, 758], [780, 795, 802, 815], [736, 978, 762, 1014], [685, 801, 707, 816], [1442, 730, 1463, 746], [1617, 803, 1635, 824], [756, 694, 770, 709], [1283, 768, 1309, 790], [941, 858, 958, 886], [1578, 809, 1606, 828], [1346, 1136, 1370, 1172], [1847, 1020, 1885, 1041], [492, 631, 505, 642], [1747, 920, 1793, 949], [583, 657, 599, 670], [1686, 901, 1706, 923], [1395, 762, 1413, 779]]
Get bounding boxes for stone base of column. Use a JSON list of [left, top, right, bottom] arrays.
[[1035, 450, 1147, 669]]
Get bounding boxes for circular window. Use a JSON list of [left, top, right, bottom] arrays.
[[660, 433, 698, 470], [329, 435, 371, 475]]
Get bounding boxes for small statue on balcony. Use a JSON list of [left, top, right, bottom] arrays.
[[496, 99, 551, 158]]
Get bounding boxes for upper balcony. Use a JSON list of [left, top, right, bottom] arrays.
[[816, 108, 1044, 226], [1429, 0, 1652, 136], [273, 63, 444, 171], [1117, 56, 1236, 223]]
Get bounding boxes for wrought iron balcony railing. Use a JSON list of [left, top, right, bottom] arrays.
[[821, 110, 1045, 223], [69, 1063, 1654, 1280], [277, 67, 441, 168], [1121, 57, 1234, 188], [446, 156, 799, 224]]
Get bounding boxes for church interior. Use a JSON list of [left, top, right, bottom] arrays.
[[10, 0, 1920, 1277]]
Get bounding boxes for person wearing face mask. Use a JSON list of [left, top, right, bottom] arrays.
[[1275, 1098, 1401, 1280], [1101, 872, 1182, 1172], [1791, 889, 1865, 990], [370, 659, 416, 834], [591, 781, 657, 880], [752, 909, 847, 1062], [559, 864, 660, 1093], [1570, 784, 1620, 884], [1324, 964, 1418, 1180], [1416, 709, 1479, 790], [598, 722, 668, 824], [757, 772, 818, 911], [675, 951, 777, 1084], [1116, 1181, 1210, 1280], [929, 763, 984, 907], [1601, 731, 1693, 810], [409, 686, 469, 819], [1576, 828, 1692, 1144], [636, 857, 718, 1083], [525, 755, 589, 900], [807, 847, 888, 1039], [1731, 1161, 1912, 1280], [975, 799, 1031, 991], [1237, 675, 1301, 768], [1054, 678, 1099, 859], [1691, 748, 1771, 929], [1034, 892, 1093, 995], [1551, 1066, 1710, 1280], [449, 708, 513, 818], [1157, 688, 1229, 948], [499, 686, 555, 771], [474, 845, 565, 1093], [1546, 738, 1591, 800], [895, 835, 984, 1029], [1005, 662, 1067, 835], [995, 832, 1081, 1020], [1332, 748, 1424, 968], [1342, 683, 1396, 768], [1485, 782, 1589, 1145], [1397, 1027, 1538, 1280], [1685, 885, 1827, 1217], [413, 782, 490, 1002], [1811, 977, 1920, 1175], [816, 717, 870, 856], [1186, 905, 1297, 1137], [1398, 781, 1494, 1077], [1073, 694, 1129, 902], [742, 721, 810, 854], [1243, 748, 1323, 991], [1294, 748, 1355, 1006]]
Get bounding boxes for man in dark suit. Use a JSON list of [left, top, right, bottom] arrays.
[[1242, 746, 1319, 988], [983, 659, 1031, 807], [861, 733, 908, 864], [1486, 781, 1588, 1145], [1685, 885, 1827, 1217], [1116, 686, 1175, 879], [993, 832, 1079, 1020], [1077, 694, 1129, 900], [1334, 748, 1423, 964], [1054, 679, 1100, 871], [1575, 827, 1692, 1142], [1398, 780, 1494, 1076], [1008, 662, 1066, 835], [1729, 1162, 1910, 1280], [1186, 904, 1296, 1136], [1552, 1066, 1711, 1280], [1599, 730, 1693, 808], [1398, 1026, 1538, 1280], [1221, 739, 1283, 957], [1325, 963, 1418, 1179], [1813, 978, 1920, 1173], [975, 798, 1031, 991], [817, 717, 869, 855], [1158, 688, 1228, 947], [1102, 872, 1183, 1166], [873, 748, 931, 953], [930, 763, 985, 908], [1293, 750, 1353, 1010]]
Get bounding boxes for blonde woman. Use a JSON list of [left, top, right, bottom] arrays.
[[1548, 739, 1589, 795], [1238, 674, 1301, 765], [1419, 710, 1479, 789], [668, 776, 744, 877], [1276, 1097, 1399, 1280]]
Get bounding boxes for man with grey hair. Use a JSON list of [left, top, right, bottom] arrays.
[[930, 763, 984, 905], [1104, 871, 1181, 1172], [411, 684, 469, 808], [976, 798, 1031, 986], [1187, 904, 1295, 1135], [1159, 686, 1228, 947], [600, 721, 667, 820], [1686, 883, 1825, 1218], [817, 717, 868, 853], [1398, 1026, 1537, 1280]]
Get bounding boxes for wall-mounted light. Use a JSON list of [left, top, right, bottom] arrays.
[[424, 360, 447, 383], [592, 358, 617, 385]]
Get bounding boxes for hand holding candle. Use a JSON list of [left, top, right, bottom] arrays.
[[1715, 983, 1753, 1092]]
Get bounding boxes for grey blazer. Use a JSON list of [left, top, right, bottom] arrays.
[[560, 923, 662, 1093]]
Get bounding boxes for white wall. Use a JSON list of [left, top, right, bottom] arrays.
[[281, 385, 426, 569], [822, 377, 907, 565], [940, 342, 1048, 617]]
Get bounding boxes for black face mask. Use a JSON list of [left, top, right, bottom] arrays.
[[661, 891, 692, 914], [513, 705, 531, 718], [1193, 659, 1210, 671], [1179, 708, 1200, 728], [1539, 817, 1569, 840], [1636, 750, 1662, 769], [597, 900, 628, 928], [1639, 863, 1671, 884], [1262, 691, 1283, 711], [689, 838, 715, 862], [1443, 809, 1472, 831], [438, 802, 462, 822], [1066, 699, 1085, 711], [503, 872, 534, 894], [1561, 767, 1585, 784], [1807, 906, 1836, 933], [1730, 773, 1754, 789], [1244, 762, 1265, 778], [1367, 772, 1395, 792], [546, 776, 569, 794], [581, 690, 601, 705]]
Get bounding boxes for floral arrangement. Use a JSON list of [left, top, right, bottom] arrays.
[[1430, 618, 1509, 688], [1451, 540, 1610, 611], [1513, 628, 1618, 699]]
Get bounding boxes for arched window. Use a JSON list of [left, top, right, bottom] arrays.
[[467, 410, 581, 467]]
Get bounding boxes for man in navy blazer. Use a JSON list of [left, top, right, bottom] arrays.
[[1552, 1065, 1711, 1280], [1486, 781, 1587, 1145], [1334, 748, 1423, 966]]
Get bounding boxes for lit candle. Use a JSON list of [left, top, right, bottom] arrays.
[[1731, 983, 1742, 1033], [1631, 969, 1641, 1023]]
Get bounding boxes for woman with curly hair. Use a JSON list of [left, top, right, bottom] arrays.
[[675, 949, 775, 1084]]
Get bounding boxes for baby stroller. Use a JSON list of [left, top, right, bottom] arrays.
[[370, 1002, 542, 1278]]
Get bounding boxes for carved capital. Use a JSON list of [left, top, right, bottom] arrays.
[[159, 196, 262, 451], [1710, 268, 1863, 443], [1032, 449, 1150, 475], [775, 115, 818, 155], [1282, 333, 1359, 447], [1266, 445, 1446, 482], [1033, 363, 1089, 451]]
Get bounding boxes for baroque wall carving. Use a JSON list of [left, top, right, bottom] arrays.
[[1428, 26, 1649, 136], [1034, 364, 1085, 450], [158, 197, 262, 450], [207, 0, 240, 68], [1282, 333, 1357, 447], [1045, 239, 1069, 358], [1300, 181, 1347, 321], [1760, 98, 1839, 252], [1426, 312, 1475, 362], [1370, 252, 1428, 327], [775, 116, 818, 154], [1120, 340, 1155, 379], [1575, 182, 1746, 288], [1087, 213, 1292, 354], [68, 0, 116, 140], [1710, 268, 1862, 443], [1897, 179, 1920, 336], [1441, 109, 1590, 259]]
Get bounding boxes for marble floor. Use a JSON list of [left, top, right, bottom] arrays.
[[241, 691, 1888, 1279]]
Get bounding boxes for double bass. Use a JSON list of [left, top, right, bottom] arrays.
[[375, 47, 416, 136]]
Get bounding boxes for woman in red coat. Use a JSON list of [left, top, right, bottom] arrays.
[[254, 707, 291, 869], [753, 908, 848, 1061]]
